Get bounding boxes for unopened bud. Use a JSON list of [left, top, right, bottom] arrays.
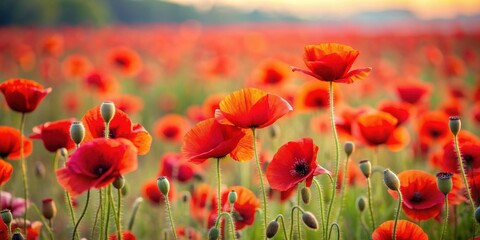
[[301, 187, 311, 204], [12, 231, 24, 240], [101, 101, 116, 124], [35, 161, 46, 178], [59, 148, 68, 158], [475, 207, 480, 224], [344, 141, 355, 156], [436, 172, 453, 195], [157, 176, 170, 196], [356, 196, 367, 212], [113, 175, 125, 190], [0, 209, 12, 225], [229, 190, 237, 205], [182, 192, 189, 203], [383, 169, 400, 191], [449, 116, 461, 136], [122, 182, 129, 196], [42, 198, 57, 220], [266, 220, 279, 238], [208, 227, 220, 240], [70, 121, 85, 145], [301, 211, 318, 230], [359, 160, 371, 178]]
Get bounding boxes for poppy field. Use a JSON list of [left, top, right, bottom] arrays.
[[0, 22, 479, 240]]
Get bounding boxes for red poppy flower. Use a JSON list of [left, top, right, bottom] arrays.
[[266, 138, 330, 191], [202, 93, 226, 118], [56, 138, 138, 197], [295, 81, 339, 111], [440, 131, 480, 174], [62, 54, 93, 79], [109, 94, 144, 115], [213, 186, 260, 230], [388, 170, 444, 221], [0, 79, 51, 113], [469, 169, 480, 206], [109, 231, 136, 240], [268, 186, 296, 203], [108, 47, 143, 77], [372, 220, 428, 240], [41, 34, 64, 57], [11, 220, 42, 240], [191, 183, 217, 221], [356, 111, 398, 146], [182, 118, 253, 163], [395, 81, 431, 105], [335, 105, 370, 139], [416, 111, 450, 145], [158, 152, 201, 183], [176, 226, 201, 240], [0, 160, 13, 187], [215, 88, 293, 129], [0, 126, 32, 160], [153, 114, 191, 144], [0, 218, 7, 240], [291, 43, 372, 84], [186, 105, 208, 123], [378, 100, 412, 126], [82, 106, 152, 155], [247, 58, 291, 88], [30, 118, 76, 152], [83, 70, 119, 96], [141, 178, 175, 205]]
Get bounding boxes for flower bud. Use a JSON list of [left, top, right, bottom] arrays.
[[475, 207, 480, 224], [42, 198, 57, 220], [113, 175, 125, 190], [182, 192, 189, 203], [301, 187, 311, 204], [449, 116, 461, 136], [101, 101, 116, 124], [266, 220, 279, 238], [208, 227, 220, 240], [157, 176, 170, 196], [356, 196, 367, 212], [59, 148, 68, 158], [229, 190, 237, 205], [383, 168, 400, 191], [12, 231, 24, 240], [35, 161, 46, 178], [301, 211, 318, 230], [436, 172, 453, 195], [0, 209, 12, 225], [344, 141, 355, 157], [70, 121, 85, 145], [269, 124, 280, 140], [359, 160, 371, 178], [122, 182, 129, 196]]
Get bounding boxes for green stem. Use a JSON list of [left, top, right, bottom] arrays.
[[105, 122, 110, 139], [326, 81, 341, 240], [215, 212, 236, 239], [366, 178, 376, 233], [392, 189, 403, 240], [92, 190, 103, 240], [216, 158, 222, 218], [53, 150, 60, 172], [359, 212, 369, 237], [164, 191, 177, 239], [104, 186, 111, 240], [252, 128, 268, 239], [108, 187, 121, 240], [117, 189, 122, 240], [72, 190, 91, 240], [297, 184, 302, 240], [440, 195, 448, 240], [274, 215, 288, 240], [313, 179, 326, 239], [128, 198, 143, 231], [337, 154, 350, 221], [19, 113, 28, 237], [31, 203, 54, 240], [328, 223, 340, 240], [289, 206, 304, 240], [453, 136, 476, 213], [66, 191, 80, 240]]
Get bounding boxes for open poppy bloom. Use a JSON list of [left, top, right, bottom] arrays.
[[158, 152, 201, 183], [83, 70, 119, 96], [109, 94, 144, 115], [378, 100, 412, 126], [215, 88, 293, 129], [30, 118, 76, 152], [153, 114, 191, 144], [0, 160, 13, 187], [109, 230, 137, 240], [469, 169, 480, 206], [388, 170, 444, 221], [291, 43, 372, 84], [266, 138, 330, 191], [295, 81, 339, 111], [62, 54, 93, 79], [441, 131, 480, 174], [141, 178, 175, 205], [0, 126, 32, 160], [0, 218, 7, 240], [0, 79, 51, 113], [108, 47, 143, 77], [372, 220, 428, 240], [191, 183, 217, 222], [56, 138, 138, 197], [182, 118, 253, 163], [82, 106, 152, 155], [247, 58, 291, 88], [395, 81, 431, 105], [416, 111, 450, 145], [356, 111, 398, 146], [202, 93, 226, 118]]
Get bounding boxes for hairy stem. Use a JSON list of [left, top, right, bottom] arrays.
[[252, 128, 268, 239], [72, 190, 91, 240]]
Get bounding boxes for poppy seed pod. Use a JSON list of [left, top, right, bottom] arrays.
[[59, 147, 68, 158], [100, 101, 116, 124], [301, 211, 318, 230], [266, 220, 279, 238], [359, 160, 371, 178], [113, 175, 125, 189], [475, 207, 480, 224], [70, 121, 85, 145], [436, 172, 453, 195], [208, 227, 220, 240], [0, 209, 12, 225], [301, 187, 311, 204], [344, 141, 355, 156], [448, 116, 461, 136], [42, 198, 57, 220], [356, 196, 367, 212], [157, 176, 170, 196], [383, 169, 400, 191], [229, 190, 237, 205]]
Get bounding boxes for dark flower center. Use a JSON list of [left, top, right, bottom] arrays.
[[464, 155, 474, 168], [115, 57, 129, 67], [430, 129, 441, 138], [290, 159, 310, 177], [163, 126, 179, 138], [93, 165, 109, 176], [410, 192, 423, 203]]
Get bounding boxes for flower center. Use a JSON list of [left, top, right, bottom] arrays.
[[94, 165, 108, 176], [410, 192, 423, 203], [163, 126, 179, 139], [430, 129, 441, 138], [290, 159, 310, 177], [464, 154, 474, 168]]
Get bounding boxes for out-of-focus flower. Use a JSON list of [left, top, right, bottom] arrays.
[[153, 114, 191, 144], [0, 79, 51, 113], [30, 118, 76, 152], [0, 126, 33, 160], [372, 220, 428, 240]]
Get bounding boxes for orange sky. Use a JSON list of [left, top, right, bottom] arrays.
[[166, 0, 480, 19]]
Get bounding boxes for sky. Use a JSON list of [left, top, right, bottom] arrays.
[[165, 0, 480, 19]]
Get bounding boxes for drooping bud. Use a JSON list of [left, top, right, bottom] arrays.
[[436, 172, 453, 196], [122, 182, 129, 196], [359, 160, 371, 178], [229, 190, 237, 205], [356, 196, 367, 212], [301, 211, 318, 230], [70, 121, 85, 145], [113, 175, 125, 190], [100, 101, 116, 124], [0, 209, 12, 225], [266, 220, 279, 238], [208, 227, 220, 240], [12, 231, 24, 240], [59, 148, 68, 158], [157, 176, 170, 196], [301, 187, 311, 204], [344, 141, 355, 157], [383, 169, 400, 191], [449, 116, 461, 136], [42, 198, 57, 220], [35, 161, 46, 178]]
